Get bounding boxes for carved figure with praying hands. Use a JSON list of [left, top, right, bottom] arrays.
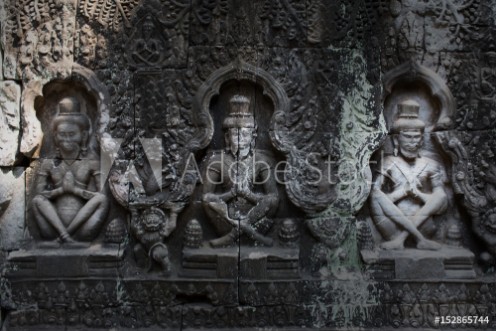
[[370, 99, 448, 250], [31, 97, 109, 244], [202, 95, 279, 248]]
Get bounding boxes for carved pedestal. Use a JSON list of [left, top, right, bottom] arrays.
[[361, 246, 476, 280], [4, 0, 496, 328], [7, 244, 124, 278], [181, 246, 299, 280]]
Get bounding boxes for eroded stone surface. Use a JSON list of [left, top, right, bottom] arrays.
[[1, 0, 496, 330], [0, 81, 20, 166], [0, 168, 25, 251], [1, 0, 77, 81], [0, 27, 4, 80]]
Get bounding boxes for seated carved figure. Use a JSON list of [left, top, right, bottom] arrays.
[[32, 97, 109, 243], [202, 95, 279, 247], [370, 99, 448, 250]]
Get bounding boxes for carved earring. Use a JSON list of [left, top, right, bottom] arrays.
[[393, 147, 398, 157]]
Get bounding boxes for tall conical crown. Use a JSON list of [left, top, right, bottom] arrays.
[[392, 99, 425, 133], [223, 95, 255, 128], [53, 96, 90, 132], [58, 96, 80, 114]]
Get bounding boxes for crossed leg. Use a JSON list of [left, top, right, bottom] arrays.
[[370, 190, 444, 250], [32, 195, 74, 242]]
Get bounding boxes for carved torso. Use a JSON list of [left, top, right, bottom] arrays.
[[379, 155, 446, 215], [37, 156, 101, 225], [39, 158, 100, 190], [206, 150, 274, 219]]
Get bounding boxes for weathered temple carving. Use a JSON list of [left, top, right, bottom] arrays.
[[177, 60, 302, 280], [361, 62, 476, 279], [32, 96, 109, 243], [202, 94, 279, 247], [0, 81, 20, 166], [370, 99, 446, 251], [3, 0, 496, 329], [437, 131, 496, 266]]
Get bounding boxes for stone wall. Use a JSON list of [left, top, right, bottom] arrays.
[[1, 0, 496, 330]]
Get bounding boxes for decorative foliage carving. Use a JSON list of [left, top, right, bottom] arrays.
[[437, 130, 496, 264], [76, 24, 108, 69], [451, 49, 496, 131], [3, 0, 77, 80], [8, 280, 496, 329], [79, 0, 141, 31]]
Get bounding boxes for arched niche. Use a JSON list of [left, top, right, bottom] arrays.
[[21, 64, 111, 158], [383, 61, 455, 133], [193, 59, 290, 151], [363, 61, 461, 250]]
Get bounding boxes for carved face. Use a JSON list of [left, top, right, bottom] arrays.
[[227, 127, 254, 158], [143, 21, 153, 39], [397, 129, 423, 160], [55, 122, 84, 154], [143, 213, 163, 232], [484, 212, 496, 234]]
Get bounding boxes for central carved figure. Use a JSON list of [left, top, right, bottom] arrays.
[[202, 95, 279, 247], [32, 97, 109, 243], [370, 99, 448, 250]]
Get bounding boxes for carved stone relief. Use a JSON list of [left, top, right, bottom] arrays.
[[381, 0, 483, 75], [361, 62, 478, 279], [125, 11, 188, 69], [1, 0, 77, 81], [30, 96, 109, 243], [0, 168, 26, 251], [202, 94, 279, 248], [0, 81, 20, 166], [79, 0, 141, 31], [3, 0, 496, 330], [437, 129, 496, 267]]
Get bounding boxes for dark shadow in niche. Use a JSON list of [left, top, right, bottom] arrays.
[[35, 79, 99, 159]]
